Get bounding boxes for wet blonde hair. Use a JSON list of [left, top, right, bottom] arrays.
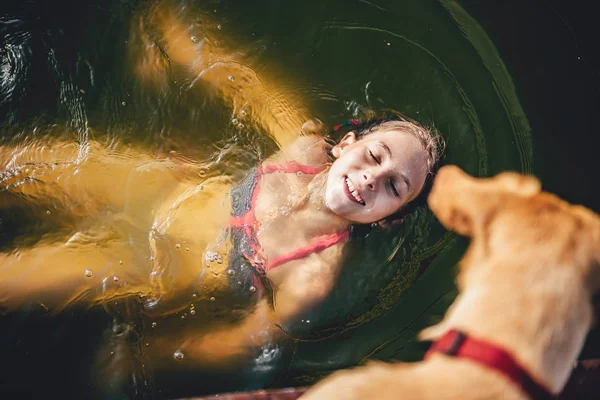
[[355, 112, 444, 184]]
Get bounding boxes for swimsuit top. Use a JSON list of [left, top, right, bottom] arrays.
[[229, 160, 350, 274]]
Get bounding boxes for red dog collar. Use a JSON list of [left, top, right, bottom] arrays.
[[425, 329, 554, 399]]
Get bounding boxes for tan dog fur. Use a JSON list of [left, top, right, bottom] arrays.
[[302, 165, 600, 399]]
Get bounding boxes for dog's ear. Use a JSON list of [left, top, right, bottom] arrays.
[[493, 172, 541, 198]]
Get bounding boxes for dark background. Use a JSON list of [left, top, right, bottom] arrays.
[[462, 0, 600, 212], [462, 0, 600, 359], [1, 0, 599, 397]]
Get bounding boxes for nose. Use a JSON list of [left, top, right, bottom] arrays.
[[362, 170, 377, 191]]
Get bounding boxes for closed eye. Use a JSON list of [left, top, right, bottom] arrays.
[[369, 150, 380, 164], [389, 180, 400, 197]]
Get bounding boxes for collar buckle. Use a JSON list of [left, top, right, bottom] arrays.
[[443, 330, 467, 356]]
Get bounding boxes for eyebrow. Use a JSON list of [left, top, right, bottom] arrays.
[[399, 172, 412, 194], [378, 141, 392, 158], [378, 141, 412, 193]]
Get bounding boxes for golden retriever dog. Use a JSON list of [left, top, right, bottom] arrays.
[[301, 165, 600, 400]]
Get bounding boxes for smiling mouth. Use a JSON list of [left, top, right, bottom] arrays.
[[344, 176, 365, 206]]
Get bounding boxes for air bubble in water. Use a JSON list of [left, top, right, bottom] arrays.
[[175, 243, 181, 249], [217, 24, 222, 30], [210, 296, 216, 302], [228, 75, 235, 82], [46, 210, 51, 215], [121, 101, 127, 106], [84, 269, 93, 277], [174, 350, 184, 360], [232, 118, 239, 125], [237, 123, 244, 130], [119, 260, 124, 265], [113, 276, 119, 282], [205, 251, 223, 264], [227, 269, 235, 276], [151, 322, 157, 328], [190, 309, 196, 315], [279, 205, 290, 216], [249, 286, 256, 293], [240, 109, 247, 117], [190, 36, 199, 43]]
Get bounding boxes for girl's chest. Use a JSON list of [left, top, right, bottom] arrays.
[[252, 172, 316, 260], [254, 172, 306, 220]]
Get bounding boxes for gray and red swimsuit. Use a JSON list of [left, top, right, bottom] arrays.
[[227, 161, 349, 302]]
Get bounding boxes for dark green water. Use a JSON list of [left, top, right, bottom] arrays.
[[1, 0, 595, 398]]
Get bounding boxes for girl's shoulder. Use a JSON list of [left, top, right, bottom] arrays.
[[277, 135, 331, 168]]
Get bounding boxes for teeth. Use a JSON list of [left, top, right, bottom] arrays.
[[345, 177, 365, 205], [346, 177, 355, 192]]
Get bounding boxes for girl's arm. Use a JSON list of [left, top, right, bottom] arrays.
[[174, 298, 282, 365], [172, 243, 345, 363], [0, 139, 194, 218], [142, 3, 313, 148], [269, 243, 345, 321]]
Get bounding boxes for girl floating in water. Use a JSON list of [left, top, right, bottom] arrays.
[[0, 117, 441, 351], [0, 0, 443, 395]]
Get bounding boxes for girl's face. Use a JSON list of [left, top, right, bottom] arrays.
[[325, 129, 428, 224]]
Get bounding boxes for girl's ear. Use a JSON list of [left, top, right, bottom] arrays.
[[331, 132, 357, 158]]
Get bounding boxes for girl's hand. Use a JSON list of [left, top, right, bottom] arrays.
[[374, 217, 405, 231], [300, 118, 327, 136]]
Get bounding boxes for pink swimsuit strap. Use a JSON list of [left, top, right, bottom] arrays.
[[265, 230, 350, 271], [230, 160, 349, 271], [259, 160, 325, 175]]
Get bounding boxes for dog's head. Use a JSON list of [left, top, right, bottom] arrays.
[[427, 165, 600, 294]]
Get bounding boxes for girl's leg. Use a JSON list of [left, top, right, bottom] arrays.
[[0, 224, 153, 313]]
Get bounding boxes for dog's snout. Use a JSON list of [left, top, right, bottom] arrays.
[[427, 166, 479, 236], [429, 165, 467, 205], [436, 165, 469, 185]]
